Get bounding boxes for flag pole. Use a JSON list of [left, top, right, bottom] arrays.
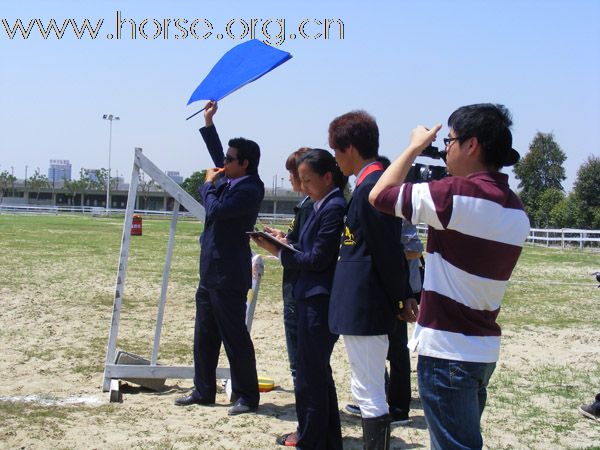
[[186, 106, 206, 121]]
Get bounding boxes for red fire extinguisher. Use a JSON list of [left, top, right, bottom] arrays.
[[131, 214, 143, 236]]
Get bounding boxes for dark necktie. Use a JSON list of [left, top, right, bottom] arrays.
[[219, 180, 231, 197]]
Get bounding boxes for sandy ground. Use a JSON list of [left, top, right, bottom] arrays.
[[1, 254, 599, 449]]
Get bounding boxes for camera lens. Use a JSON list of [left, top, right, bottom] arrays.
[[420, 145, 443, 160]]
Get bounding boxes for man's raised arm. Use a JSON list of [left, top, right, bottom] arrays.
[[368, 124, 442, 207], [199, 100, 225, 168]]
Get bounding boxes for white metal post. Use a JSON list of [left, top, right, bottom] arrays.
[[151, 201, 180, 365], [102, 148, 140, 392]]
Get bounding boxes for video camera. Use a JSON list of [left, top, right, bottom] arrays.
[[406, 145, 449, 183]]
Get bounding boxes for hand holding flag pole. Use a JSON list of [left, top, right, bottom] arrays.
[[186, 106, 208, 121]]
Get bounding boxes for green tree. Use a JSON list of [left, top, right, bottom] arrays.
[[27, 170, 50, 201], [82, 169, 105, 191], [91, 168, 119, 191], [138, 171, 156, 209], [94, 168, 108, 191], [8, 174, 16, 196], [0, 171, 15, 199], [591, 207, 600, 230], [549, 194, 587, 229], [572, 155, 600, 228], [535, 188, 564, 228], [181, 170, 206, 203], [514, 132, 566, 223], [0, 171, 8, 200], [63, 169, 94, 206]]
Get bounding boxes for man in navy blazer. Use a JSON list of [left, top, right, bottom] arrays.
[[328, 110, 415, 449], [175, 101, 264, 415]]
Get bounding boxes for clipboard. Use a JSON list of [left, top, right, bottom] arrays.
[[246, 230, 300, 253]]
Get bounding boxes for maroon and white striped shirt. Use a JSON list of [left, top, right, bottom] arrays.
[[374, 171, 530, 362]]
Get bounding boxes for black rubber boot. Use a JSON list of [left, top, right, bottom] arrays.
[[362, 414, 391, 450]]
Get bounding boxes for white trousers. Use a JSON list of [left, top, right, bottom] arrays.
[[344, 334, 389, 418]]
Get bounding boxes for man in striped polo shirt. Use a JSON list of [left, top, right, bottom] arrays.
[[369, 104, 530, 450]]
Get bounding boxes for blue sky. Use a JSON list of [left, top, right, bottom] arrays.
[[1, 0, 599, 192]]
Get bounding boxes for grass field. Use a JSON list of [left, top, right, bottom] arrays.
[[0, 214, 599, 449]]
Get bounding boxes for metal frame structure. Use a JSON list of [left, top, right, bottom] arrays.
[[102, 148, 264, 401]]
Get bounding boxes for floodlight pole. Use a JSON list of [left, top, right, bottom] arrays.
[[103, 114, 120, 211]]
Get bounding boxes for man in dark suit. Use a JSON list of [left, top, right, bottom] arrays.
[[328, 110, 416, 450], [175, 101, 264, 415]]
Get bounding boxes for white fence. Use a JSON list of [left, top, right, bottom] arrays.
[[0, 204, 196, 218], [525, 228, 600, 249], [2, 204, 598, 250], [0, 203, 294, 224]]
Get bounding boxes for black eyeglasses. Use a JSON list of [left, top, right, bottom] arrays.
[[443, 137, 461, 147], [224, 155, 237, 164]]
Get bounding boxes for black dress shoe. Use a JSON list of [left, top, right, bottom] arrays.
[[228, 399, 258, 415], [174, 394, 214, 406]]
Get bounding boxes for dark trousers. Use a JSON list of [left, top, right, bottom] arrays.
[[193, 285, 259, 407], [387, 320, 411, 413], [295, 294, 342, 450], [282, 280, 298, 383]]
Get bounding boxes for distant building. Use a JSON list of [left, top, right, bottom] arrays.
[[48, 159, 72, 184], [166, 171, 183, 184]]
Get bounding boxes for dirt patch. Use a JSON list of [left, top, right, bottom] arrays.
[[1, 215, 599, 449]]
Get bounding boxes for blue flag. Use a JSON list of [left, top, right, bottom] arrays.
[[187, 39, 292, 106]]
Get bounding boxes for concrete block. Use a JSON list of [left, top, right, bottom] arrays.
[[114, 350, 166, 391]]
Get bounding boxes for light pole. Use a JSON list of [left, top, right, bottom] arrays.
[[102, 114, 120, 210]]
